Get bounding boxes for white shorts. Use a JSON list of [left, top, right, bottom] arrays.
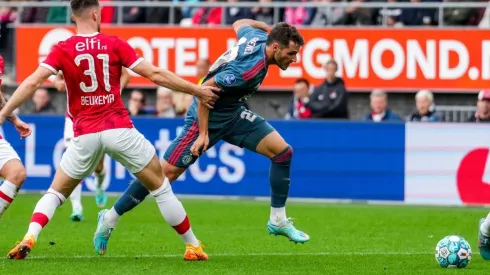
[[0, 138, 21, 170], [63, 116, 74, 147], [60, 128, 155, 180]]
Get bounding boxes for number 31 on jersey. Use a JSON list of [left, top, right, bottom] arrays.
[[75, 54, 111, 93]]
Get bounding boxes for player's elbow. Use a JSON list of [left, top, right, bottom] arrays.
[[232, 20, 246, 33]]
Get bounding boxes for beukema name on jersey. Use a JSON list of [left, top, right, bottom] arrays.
[[81, 94, 114, 106]]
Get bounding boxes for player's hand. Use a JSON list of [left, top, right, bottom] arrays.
[[196, 86, 220, 109], [190, 133, 209, 157], [14, 119, 31, 139]]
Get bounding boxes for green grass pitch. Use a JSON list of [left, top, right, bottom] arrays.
[[1, 194, 490, 274]]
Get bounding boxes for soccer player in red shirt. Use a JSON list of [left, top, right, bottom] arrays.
[[54, 69, 130, 221], [0, 56, 31, 220], [2, 0, 219, 260]]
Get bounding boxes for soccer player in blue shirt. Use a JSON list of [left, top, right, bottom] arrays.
[[94, 19, 309, 259]]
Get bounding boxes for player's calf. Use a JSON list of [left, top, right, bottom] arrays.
[[0, 159, 26, 217], [269, 145, 293, 225]]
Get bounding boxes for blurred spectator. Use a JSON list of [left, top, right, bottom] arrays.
[[192, 0, 222, 25], [252, 0, 275, 25], [100, 0, 115, 23], [174, 94, 194, 117], [344, 0, 374, 25], [285, 78, 312, 120], [47, 0, 69, 24], [304, 60, 349, 119], [402, 0, 437, 26], [31, 89, 57, 114], [284, 0, 312, 26], [467, 90, 490, 122], [224, 0, 253, 25], [363, 90, 402, 122], [377, 0, 404, 27], [309, 0, 346, 26], [443, 0, 475, 25], [146, 0, 183, 24], [0, 6, 17, 53], [128, 90, 152, 116], [177, 0, 199, 19], [406, 90, 444, 122], [196, 58, 210, 84], [123, 0, 146, 24], [156, 87, 176, 118], [20, 0, 49, 23]]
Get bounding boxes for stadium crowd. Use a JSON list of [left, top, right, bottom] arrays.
[[0, 0, 488, 27]]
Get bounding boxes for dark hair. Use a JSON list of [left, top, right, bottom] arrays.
[[295, 78, 309, 87], [71, 0, 99, 15], [266, 22, 305, 48]]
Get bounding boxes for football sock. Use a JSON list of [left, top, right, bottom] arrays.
[[27, 188, 66, 241], [69, 183, 83, 214], [113, 179, 149, 216], [481, 213, 490, 237], [0, 180, 18, 216], [150, 178, 199, 246], [269, 146, 293, 225]]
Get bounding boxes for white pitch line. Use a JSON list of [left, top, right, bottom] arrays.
[[26, 251, 446, 260]]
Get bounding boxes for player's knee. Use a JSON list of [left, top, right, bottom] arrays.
[[2, 160, 26, 186], [271, 145, 293, 164]]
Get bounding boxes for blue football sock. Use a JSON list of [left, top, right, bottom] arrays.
[[270, 146, 293, 208], [113, 180, 150, 216]]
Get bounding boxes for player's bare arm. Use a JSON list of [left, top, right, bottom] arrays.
[[190, 79, 214, 157], [0, 92, 19, 124], [0, 66, 53, 125], [53, 72, 66, 93], [120, 68, 130, 88], [232, 19, 270, 34], [131, 60, 220, 109], [0, 92, 31, 138]]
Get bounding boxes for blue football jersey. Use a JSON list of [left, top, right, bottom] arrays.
[[188, 25, 269, 124]]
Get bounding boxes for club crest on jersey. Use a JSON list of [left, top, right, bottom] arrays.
[[182, 155, 193, 165], [223, 74, 236, 86]]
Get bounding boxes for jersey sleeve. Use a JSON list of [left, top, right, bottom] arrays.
[[115, 38, 143, 69], [40, 45, 63, 74]]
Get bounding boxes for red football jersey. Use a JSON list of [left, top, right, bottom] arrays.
[[41, 33, 142, 137]]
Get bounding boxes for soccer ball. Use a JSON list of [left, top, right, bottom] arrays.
[[435, 235, 472, 268]]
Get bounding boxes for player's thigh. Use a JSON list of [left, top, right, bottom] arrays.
[[255, 131, 289, 159], [63, 117, 74, 148], [163, 118, 222, 170], [161, 160, 187, 183], [101, 128, 155, 175], [101, 128, 163, 188], [0, 139, 25, 185], [60, 133, 104, 180], [222, 109, 277, 156]]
